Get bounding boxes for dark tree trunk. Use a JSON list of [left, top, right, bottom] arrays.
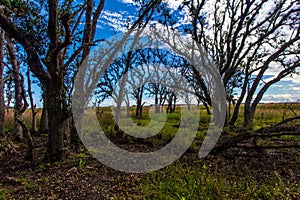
[[229, 74, 249, 126], [154, 85, 160, 113], [167, 94, 173, 113], [135, 87, 144, 119], [62, 116, 71, 150], [27, 69, 38, 134], [39, 94, 48, 134], [0, 29, 5, 137], [0, 77, 4, 137], [203, 101, 211, 115], [228, 100, 231, 122], [45, 84, 65, 162], [244, 101, 254, 127], [172, 95, 176, 113], [69, 116, 80, 146]]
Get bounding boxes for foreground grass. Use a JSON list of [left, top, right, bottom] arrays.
[[138, 162, 299, 200]]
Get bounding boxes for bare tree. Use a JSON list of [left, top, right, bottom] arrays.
[[179, 0, 300, 127]]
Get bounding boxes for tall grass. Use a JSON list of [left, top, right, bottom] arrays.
[[4, 109, 42, 133]]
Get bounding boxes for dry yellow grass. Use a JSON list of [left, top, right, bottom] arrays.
[[4, 109, 42, 132]]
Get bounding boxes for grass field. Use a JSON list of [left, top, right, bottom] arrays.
[[1, 103, 299, 199]]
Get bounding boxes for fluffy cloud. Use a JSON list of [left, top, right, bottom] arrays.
[[98, 10, 136, 32], [261, 94, 300, 103], [118, 0, 135, 4]]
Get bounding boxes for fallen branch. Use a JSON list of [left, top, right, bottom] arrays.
[[257, 116, 300, 133], [237, 144, 300, 150], [212, 128, 300, 154]]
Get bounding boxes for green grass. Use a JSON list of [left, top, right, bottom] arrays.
[[17, 177, 39, 189], [138, 162, 300, 200], [0, 188, 12, 200]]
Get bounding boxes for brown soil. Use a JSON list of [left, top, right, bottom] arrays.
[[0, 134, 299, 199]]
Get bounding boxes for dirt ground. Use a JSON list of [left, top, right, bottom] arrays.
[[0, 134, 299, 199]]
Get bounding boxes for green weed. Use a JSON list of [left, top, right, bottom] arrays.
[[17, 177, 38, 189], [0, 188, 12, 200]]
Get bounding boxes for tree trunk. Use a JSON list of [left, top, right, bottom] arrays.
[[167, 95, 173, 113], [62, 116, 71, 150], [45, 84, 65, 162], [228, 100, 231, 122], [27, 69, 37, 134], [39, 94, 48, 134], [229, 74, 249, 126], [154, 86, 160, 113], [13, 77, 23, 140], [0, 76, 4, 137], [203, 101, 211, 115], [244, 101, 254, 127], [229, 98, 243, 126], [172, 95, 176, 113], [7, 36, 23, 140], [0, 29, 5, 137], [135, 87, 144, 119]]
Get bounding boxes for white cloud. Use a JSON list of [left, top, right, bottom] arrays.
[[163, 0, 182, 10], [261, 94, 300, 103], [99, 10, 136, 32], [118, 0, 135, 4], [281, 74, 300, 84]]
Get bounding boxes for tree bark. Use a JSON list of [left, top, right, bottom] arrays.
[[203, 101, 211, 115], [27, 69, 38, 134], [0, 29, 5, 137], [6, 37, 24, 140], [244, 101, 254, 127], [45, 84, 65, 161], [135, 86, 144, 119], [39, 94, 48, 134], [229, 74, 249, 126]]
